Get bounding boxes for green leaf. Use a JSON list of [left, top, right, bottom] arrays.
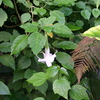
[[38, 16, 56, 26], [0, 81, 11, 95], [75, 20, 84, 27], [35, 8, 47, 16], [56, 52, 74, 70], [3, 0, 14, 8], [50, 10, 65, 24], [81, 10, 91, 20], [69, 85, 89, 100], [34, 97, 44, 100], [23, 81, 34, 93], [33, 0, 39, 6], [66, 23, 82, 31], [0, 0, 2, 5], [0, 54, 15, 70], [59, 7, 73, 16], [46, 66, 59, 79], [24, 69, 34, 79], [0, 31, 11, 42], [57, 41, 77, 50], [42, 26, 53, 33], [18, 56, 31, 70], [60, 67, 69, 75], [28, 32, 46, 55], [0, 8, 7, 27], [13, 70, 24, 82], [92, 8, 100, 18], [53, 23, 73, 38], [0, 42, 11, 53], [27, 72, 46, 86], [83, 25, 100, 40], [20, 23, 38, 33], [35, 82, 48, 96], [54, 0, 76, 6], [53, 77, 71, 99], [76, 1, 86, 9], [11, 35, 28, 55], [21, 13, 31, 23]]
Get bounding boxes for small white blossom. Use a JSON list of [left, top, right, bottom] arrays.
[[38, 47, 57, 67]]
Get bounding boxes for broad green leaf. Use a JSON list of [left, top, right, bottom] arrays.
[[81, 10, 91, 20], [35, 82, 48, 95], [92, 8, 100, 18], [27, 72, 46, 86], [0, 54, 15, 70], [56, 52, 74, 70], [33, 0, 39, 6], [59, 7, 73, 16], [46, 66, 59, 79], [11, 35, 28, 54], [24, 69, 34, 79], [54, 0, 76, 6], [17, 0, 26, 3], [28, 32, 46, 55], [2, 0, 14, 8], [20, 23, 38, 33], [83, 25, 100, 40], [57, 41, 77, 50], [42, 26, 53, 33], [50, 10, 65, 24], [76, 1, 86, 9], [18, 56, 31, 70], [0, 0, 2, 5], [35, 8, 47, 16], [0, 8, 7, 27], [23, 48, 33, 57], [0, 81, 11, 95], [60, 67, 69, 75], [21, 13, 31, 23], [69, 85, 89, 100], [23, 81, 34, 93], [53, 77, 71, 99], [75, 20, 84, 27], [13, 70, 24, 82], [34, 97, 44, 100], [0, 42, 11, 52], [0, 31, 11, 41], [95, 18, 100, 26], [66, 23, 82, 31], [53, 23, 74, 37], [38, 16, 56, 26], [24, 1, 32, 8]]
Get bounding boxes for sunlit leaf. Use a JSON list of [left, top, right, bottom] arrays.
[[0, 81, 11, 95], [21, 13, 31, 23], [27, 72, 46, 86], [53, 77, 71, 99], [53, 23, 74, 38], [11, 35, 28, 54], [50, 10, 65, 24], [28, 32, 46, 55], [0, 8, 7, 27]]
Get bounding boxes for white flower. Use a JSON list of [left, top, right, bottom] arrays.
[[38, 47, 57, 67]]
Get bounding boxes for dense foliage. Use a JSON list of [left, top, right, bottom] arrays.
[[0, 0, 100, 100]]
